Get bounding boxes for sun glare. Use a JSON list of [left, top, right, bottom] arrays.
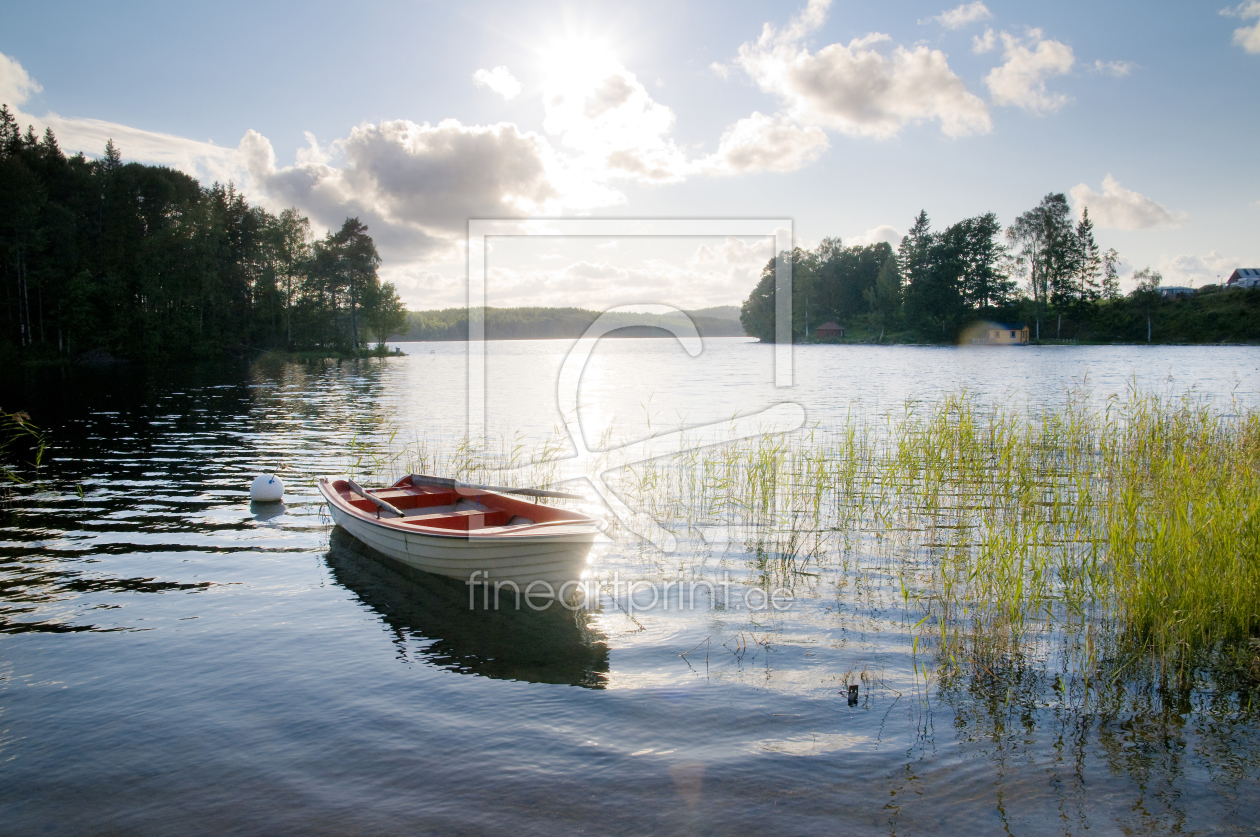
[[537, 34, 621, 87]]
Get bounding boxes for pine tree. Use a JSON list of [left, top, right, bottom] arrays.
[[102, 138, 122, 174], [0, 105, 17, 156], [1075, 207, 1102, 302]]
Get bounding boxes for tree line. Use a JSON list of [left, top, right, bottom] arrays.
[[740, 194, 1257, 344], [0, 108, 406, 361]]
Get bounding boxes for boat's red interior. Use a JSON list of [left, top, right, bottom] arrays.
[[330, 477, 585, 532]]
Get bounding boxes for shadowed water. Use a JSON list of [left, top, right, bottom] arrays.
[[2, 340, 1258, 835]]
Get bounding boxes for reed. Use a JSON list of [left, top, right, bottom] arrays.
[[364, 389, 1260, 687], [600, 389, 1260, 684], [1, 409, 46, 503]]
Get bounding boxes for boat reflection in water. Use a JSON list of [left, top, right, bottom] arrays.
[[325, 528, 610, 689]]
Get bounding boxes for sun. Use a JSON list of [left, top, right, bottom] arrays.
[[536, 33, 622, 89]]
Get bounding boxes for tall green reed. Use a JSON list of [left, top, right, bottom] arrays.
[[359, 388, 1260, 684]]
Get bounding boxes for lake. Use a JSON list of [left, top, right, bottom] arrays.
[[2, 338, 1259, 835]]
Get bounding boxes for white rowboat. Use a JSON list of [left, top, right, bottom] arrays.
[[317, 474, 600, 597]]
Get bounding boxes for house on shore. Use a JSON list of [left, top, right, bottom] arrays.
[[815, 322, 845, 340], [971, 322, 1030, 345], [1226, 268, 1260, 289]]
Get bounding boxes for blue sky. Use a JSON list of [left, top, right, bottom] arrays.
[[2, 0, 1257, 309]]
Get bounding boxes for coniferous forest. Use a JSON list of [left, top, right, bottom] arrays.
[[741, 197, 1260, 344], [0, 108, 406, 361]]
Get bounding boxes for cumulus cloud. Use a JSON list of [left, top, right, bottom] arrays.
[[241, 119, 565, 261], [733, 2, 991, 138], [385, 266, 462, 305], [1092, 59, 1135, 77], [1155, 251, 1240, 286], [473, 235, 775, 309], [1222, 2, 1260, 53], [485, 251, 767, 310], [702, 111, 829, 174], [984, 29, 1075, 113], [972, 28, 997, 53], [473, 66, 522, 100], [481, 235, 778, 309], [1069, 175, 1187, 230], [924, 2, 993, 29], [847, 224, 902, 246], [0, 51, 41, 107], [689, 236, 776, 271], [541, 57, 691, 184]]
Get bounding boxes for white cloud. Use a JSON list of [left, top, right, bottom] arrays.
[[453, 236, 774, 309], [1069, 175, 1187, 230], [702, 111, 829, 174], [733, 3, 991, 138], [972, 28, 997, 54], [472, 66, 522, 100], [984, 29, 1075, 113], [847, 224, 902, 246], [1092, 59, 1135, 77], [44, 112, 243, 182], [689, 236, 776, 271], [1156, 251, 1239, 286], [484, 254, 760, 310], [541, 57, 691, 184], [1222, 2, 1260, 53], [1, 51, 243, 184], [1, 46, 839, 293], [294, 130, 331, 166], [710, 62, 731, 79], [0, 51, 41, 107], [383, 266, 461, 307], [0, 38, 884, 310], [478, 235, 778, 310], [241, 119, 567, 261], [925, 2, 993, 29]]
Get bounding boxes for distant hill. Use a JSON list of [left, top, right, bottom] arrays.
[[396, 306, 748, 341], [685, 305, 741, 322]]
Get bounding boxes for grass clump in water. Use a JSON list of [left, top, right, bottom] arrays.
[[601, 389, 1260, 688], [360, 387, 1260, 692]]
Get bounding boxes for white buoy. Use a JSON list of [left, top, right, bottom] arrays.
[[250, 474, 285, 503]]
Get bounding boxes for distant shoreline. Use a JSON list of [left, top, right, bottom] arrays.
[[395, 305, 747, 342]]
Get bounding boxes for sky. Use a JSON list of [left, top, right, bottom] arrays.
[[2, 0, 1258, 310]]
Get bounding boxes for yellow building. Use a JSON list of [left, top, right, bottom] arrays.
[[971, 322, 1030, 345]]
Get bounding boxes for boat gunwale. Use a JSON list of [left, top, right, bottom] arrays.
[[317, 476, 601, 541]]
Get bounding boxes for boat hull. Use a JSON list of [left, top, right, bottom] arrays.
[[320, 477, 598, 596]]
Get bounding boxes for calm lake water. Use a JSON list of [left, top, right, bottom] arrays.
[[3, 338, 1259, 835]]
